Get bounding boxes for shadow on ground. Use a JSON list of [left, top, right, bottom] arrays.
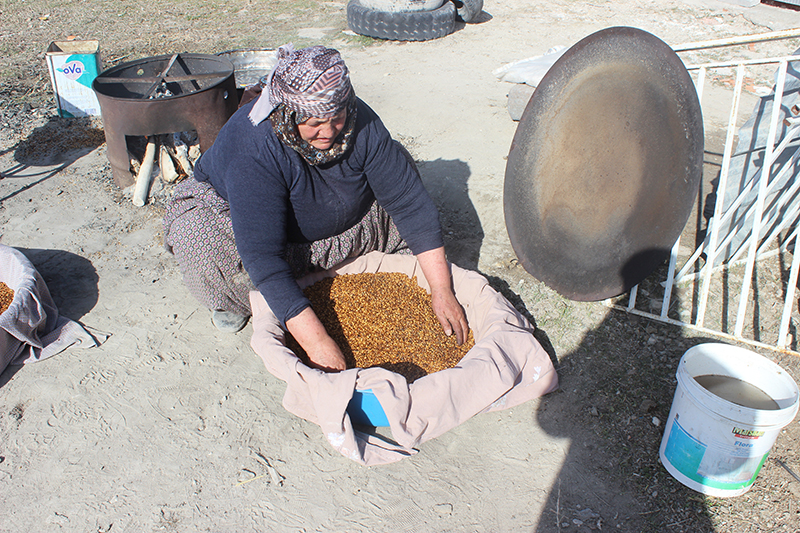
[[532, 313, 719, 532], [418, 157, 484, 271], [484, 265, 719, 532], [1, 115, 104, 203], [15, 247, 100, 321]]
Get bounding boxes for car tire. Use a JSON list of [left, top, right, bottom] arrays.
[[347, 0, 456, 41], [450, 0, 483, 22], [359, 0, 444, 12]]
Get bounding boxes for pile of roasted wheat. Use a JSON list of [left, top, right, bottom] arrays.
[[288, 272, 475, 382], [0, 282, 14, 314]]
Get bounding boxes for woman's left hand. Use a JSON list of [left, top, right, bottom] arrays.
[[431, 286, 469, 345], [416, 246, 469, 345]]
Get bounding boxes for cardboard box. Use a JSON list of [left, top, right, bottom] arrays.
[[46, 40, 102, 118]]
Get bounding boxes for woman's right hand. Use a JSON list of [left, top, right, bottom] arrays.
[[304, 334, 347, 372], [286, 307, 346, 372]]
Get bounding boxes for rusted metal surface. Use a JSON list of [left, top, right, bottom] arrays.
[[504, 26, 704, 301], [92, 53, 237, 189]]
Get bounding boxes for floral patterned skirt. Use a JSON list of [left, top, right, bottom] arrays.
[[163, 178, 409, 317]]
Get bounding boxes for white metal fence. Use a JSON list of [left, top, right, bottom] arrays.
[[604, 29, 800, 355]]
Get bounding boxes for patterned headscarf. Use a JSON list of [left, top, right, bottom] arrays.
[[248, 44, 353, 125]]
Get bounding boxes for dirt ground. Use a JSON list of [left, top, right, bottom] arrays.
[[3, 0, 800, 532]]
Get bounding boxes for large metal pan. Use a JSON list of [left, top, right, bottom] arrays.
[[504, 26, 703, 301]]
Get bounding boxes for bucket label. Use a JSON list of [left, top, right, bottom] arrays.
[[664, 416, 706, 479], [663, 416, 767, 490], [732, 427, 765, 439]]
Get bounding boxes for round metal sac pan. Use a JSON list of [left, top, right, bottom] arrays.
[[503, 26, 704, 301]]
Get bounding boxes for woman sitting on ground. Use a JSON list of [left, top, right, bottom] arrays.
[[163, 44, 467, 372]]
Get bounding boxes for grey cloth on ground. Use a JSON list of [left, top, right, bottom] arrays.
[[0, 244, 105, 374]]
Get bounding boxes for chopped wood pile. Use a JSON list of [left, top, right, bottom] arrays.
[[126, 132, 201, 206]]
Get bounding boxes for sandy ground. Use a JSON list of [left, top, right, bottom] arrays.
[[3, 1, 800, 532]]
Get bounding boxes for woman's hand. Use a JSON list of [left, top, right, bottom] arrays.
[[417, 247, 468, 345], [431, 286, 469, 345], [304, 335, 347, 372], [286, 307, 346, 372]]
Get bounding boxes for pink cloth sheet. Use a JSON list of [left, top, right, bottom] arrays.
[[250, 251, 559, 465]]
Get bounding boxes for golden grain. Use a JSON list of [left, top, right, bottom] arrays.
[[288, 272, 474, 382], [0, 282, 14, 315]]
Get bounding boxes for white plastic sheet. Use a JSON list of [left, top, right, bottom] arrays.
[[494, 45, 568, 87]]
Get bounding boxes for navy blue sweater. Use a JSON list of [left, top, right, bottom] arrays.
[[194, 98, 443, 325]]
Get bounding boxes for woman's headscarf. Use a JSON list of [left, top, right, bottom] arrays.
[[248, 44, 357, 166], [248, 44, 353, 125]]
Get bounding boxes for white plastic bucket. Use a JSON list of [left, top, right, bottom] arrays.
[[659, 343, 799, 498]]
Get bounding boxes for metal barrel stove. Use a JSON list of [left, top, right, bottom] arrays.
[[92, 53, 238, 189]]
